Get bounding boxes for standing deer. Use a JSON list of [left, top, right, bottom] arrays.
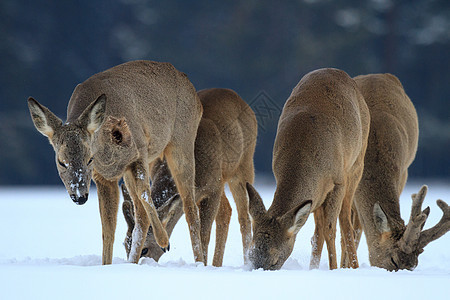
[[27, 60, 205, 265], [246, 68, 370, 270], [123, 88, 258, 266], [349, 73, 450, 271]]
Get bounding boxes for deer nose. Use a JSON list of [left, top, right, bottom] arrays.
[[70, 193, 89, 205]]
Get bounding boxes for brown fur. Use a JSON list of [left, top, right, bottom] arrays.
[[122, 88, 258, 266], [27, 60, 205, 264], [350, 73, 450, 271], [246, 68, 370, 270]]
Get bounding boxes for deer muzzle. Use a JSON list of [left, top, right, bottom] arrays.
[[70, 193, 89, 205], [66, 166, 92, 205]]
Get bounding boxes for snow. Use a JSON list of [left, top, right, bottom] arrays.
[[0, 182, 449, 299]]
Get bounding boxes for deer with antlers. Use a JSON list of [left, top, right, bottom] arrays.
[[246, 68, 370, 270], [123, 88, 257, 266], [27, 60, 205, 265], [348, 73, 450, 271]]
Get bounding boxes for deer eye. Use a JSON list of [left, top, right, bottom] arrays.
[[270, 259, 280, 269], [390, 257, 399, 271], [141, 248, 149, 257], [87, 156, 94, 166], [58, 159, 67, 169]]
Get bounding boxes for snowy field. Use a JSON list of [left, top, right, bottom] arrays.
[[0, 181, 449, 299]]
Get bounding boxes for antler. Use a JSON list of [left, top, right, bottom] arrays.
[[399, 185, 430, 253], [418, 198, 450, 249]]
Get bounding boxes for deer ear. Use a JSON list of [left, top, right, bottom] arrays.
[[282, 201, 312, 236], [27, 97, 62, 139], [246, 183, 267, 222], [105, 116, 133, 146], [78, 94, 107, 134], [373, 202, 391, 234], [157, 194, 183, 228]]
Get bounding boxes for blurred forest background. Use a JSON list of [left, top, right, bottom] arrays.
[[0, 0, 449, 185]]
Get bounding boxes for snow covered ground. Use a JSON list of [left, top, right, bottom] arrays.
[[0, 181, 449, 299]]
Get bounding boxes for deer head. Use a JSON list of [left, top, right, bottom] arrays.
[[28, 95, 106, 204], [122, 184, 183, 261], [246, 183, 312, 270], [370, 185, 450, 271]]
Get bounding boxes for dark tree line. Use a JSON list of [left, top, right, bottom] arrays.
[[1, 0, 449, 185]]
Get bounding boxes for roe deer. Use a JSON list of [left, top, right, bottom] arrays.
[[123, 88, 258, 266], [122, 163, 234, 265], [349, 73, 450, 271], [27, 60, 205, 264], [246, 68, 370, 270], [121, 159, 183, 262]]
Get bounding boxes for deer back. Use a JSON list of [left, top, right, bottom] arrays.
[[196, 88, 257, 185], [355, 73, 418, 190], [271, 68, 369, 214]]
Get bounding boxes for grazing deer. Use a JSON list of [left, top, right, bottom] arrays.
[[348, 73, 450, 271], [27, 60, 205, 265], [123, 88, 258, 266], [122, 159, 183, 262], [246, 68, 370, 270]]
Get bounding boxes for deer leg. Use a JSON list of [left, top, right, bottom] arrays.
[[229, 179, 253, 265], [164, 144, 204, 264], [198, 190, 222, 266], [124, 186, 150, 263], [322, 184, 346, 270], [310, 207, 325, 269], [93, 171, 120, 265], [339, 214, 359, 268], [352, 206, 363, 252], [339, 226, 347, 267], [123, 160, 169, 263], [339, 170, 362, 269], [212, 193, 232, 267], [324, 223, 338, 270], [121, 184, 135, 260], [341, 204, 363, 267]]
